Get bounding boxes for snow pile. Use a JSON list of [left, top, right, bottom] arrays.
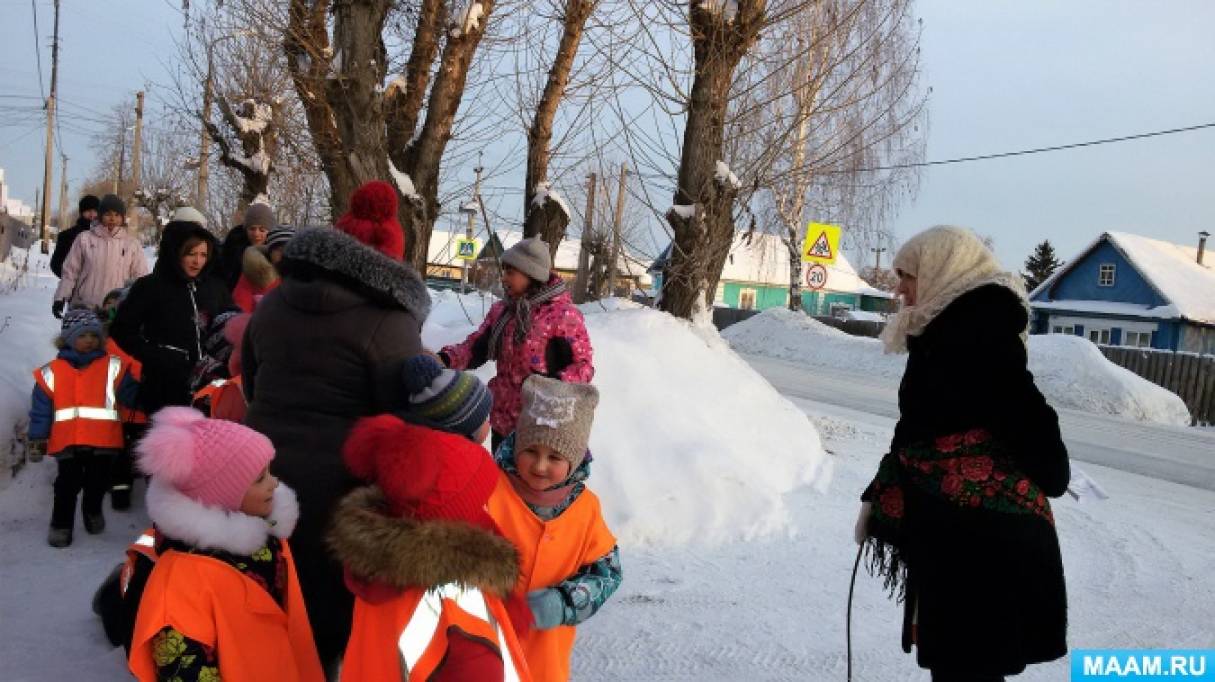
[[531, 182, 571, 220], [668, 203, 696, 219], [388, 158, 421, 200], [1027, 335, 1191, 426], [841, 309, 886, 322], [233, 99, 273, 135], [451, 2, 485, 37], [724, 308, 1193, 425], [421, 294, 828, 546], [714, 160, 741, 189]]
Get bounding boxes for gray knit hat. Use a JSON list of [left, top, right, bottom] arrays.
[[501, 236, 552, 283], [515, 376, 598, 469], [243, 202, 275, 229]]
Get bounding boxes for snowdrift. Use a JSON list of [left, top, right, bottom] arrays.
[[422, 295, 828, 547], [724, 307, 1191, 426]]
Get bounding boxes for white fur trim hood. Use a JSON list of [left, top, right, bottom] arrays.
[[146, 479, 299, 556]]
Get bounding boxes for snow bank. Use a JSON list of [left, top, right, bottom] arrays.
[[714, 160, 741, 189], [668, 204, 696, 220], [421, 293, 828, 547], [724, 308, 1193, 426]]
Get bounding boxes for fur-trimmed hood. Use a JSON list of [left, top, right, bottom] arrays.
[[242, 246, 280, 290], [147, 478, 299, 556], [327, 486, 518, 598], [281, 227, 430, 322]]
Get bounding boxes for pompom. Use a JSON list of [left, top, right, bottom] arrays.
[[342, 414, 409, 481], [349, 181, 398, 222], [402, 355, 444, 396], [135, 407, 205, 485]]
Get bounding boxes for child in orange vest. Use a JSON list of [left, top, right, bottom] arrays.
[[488, 376, 622, 682], [128, 407, 324, 682], [332, 357, 533, 681], [29, 308, 139, 547]]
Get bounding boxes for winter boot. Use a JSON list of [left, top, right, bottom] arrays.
[[83, 512, 106, 535], [47, 526, 73, 548]]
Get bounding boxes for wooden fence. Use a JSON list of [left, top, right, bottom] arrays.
[[1098, 346, 1215, 426]]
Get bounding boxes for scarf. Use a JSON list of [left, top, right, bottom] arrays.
[[880, 226, 1029, 354], [488, 277, 568, 360], [863, 428, 1055, 599]]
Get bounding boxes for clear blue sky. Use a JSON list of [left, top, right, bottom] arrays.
[[2, 0, 1213, 270]]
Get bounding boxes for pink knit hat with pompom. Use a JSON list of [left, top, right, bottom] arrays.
[[137, 407, 275, 511]]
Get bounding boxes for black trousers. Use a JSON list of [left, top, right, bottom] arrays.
[[112, 423, 148, 492], [51, 447, 116, 529]]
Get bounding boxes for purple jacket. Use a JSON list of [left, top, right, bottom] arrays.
[[441, 285, 594, 436], [54, 224, 147, 308]]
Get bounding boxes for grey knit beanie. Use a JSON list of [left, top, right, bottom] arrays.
[[243, 203, 275, 229], [515, 376, 598, 469], [501, 236, 552, 283]]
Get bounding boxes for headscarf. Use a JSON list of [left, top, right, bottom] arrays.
[[879, 225, 1028, 354]]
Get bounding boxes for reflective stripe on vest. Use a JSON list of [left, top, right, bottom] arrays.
[[397, 584, 521, 682], [40, 365, 55, 392], [52, 356, 122, 423]]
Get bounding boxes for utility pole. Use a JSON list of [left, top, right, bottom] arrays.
[[114, 124, 127, 195], [461, 163, 483, 293], [38, 0, 61, 254], [871, 245, 886, 275], [572, 172, 596, 304], [57, 154, 68, 236], [131, 92, 145, 200], [607, 163, 627, 298]]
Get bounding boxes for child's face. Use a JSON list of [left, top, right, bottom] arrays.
[[239, 466, 278, 518], [515, 443, 571, 492], [101, 211, 123, 229], [73, 332, 100, 354], [500, 265, 532, 299], [247, 225, 269, 246]]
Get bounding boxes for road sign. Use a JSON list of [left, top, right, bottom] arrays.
[[455, 237, 480, 261], [802, 223, 841, 264], [805, 264, 828, 290]]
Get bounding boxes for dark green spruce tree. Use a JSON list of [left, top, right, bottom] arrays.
[[1023, 240, 1064, 291]]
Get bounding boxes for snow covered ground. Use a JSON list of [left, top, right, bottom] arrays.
[[2, 248, 1212, 680], [724, 307, 1192, 426]]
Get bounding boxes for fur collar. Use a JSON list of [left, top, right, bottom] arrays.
[[147, 479, 299, 556], [327, 486, 518, 598], [242, 246, 279, 290], [282, 228, 430, 322]]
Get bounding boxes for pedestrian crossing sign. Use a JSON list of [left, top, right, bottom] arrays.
[[802, 223, 841, 264], [456, 238, 480, 261]]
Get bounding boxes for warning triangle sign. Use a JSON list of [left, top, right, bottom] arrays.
[[805, 231, 833, 260]]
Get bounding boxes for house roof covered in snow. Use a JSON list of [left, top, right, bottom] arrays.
[[653, 232, 891, 298], [1031, 231, 1215, 325], [428, 228, 651, 282]]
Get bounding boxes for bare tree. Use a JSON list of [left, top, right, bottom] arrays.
[[133, 125, 194, 242]]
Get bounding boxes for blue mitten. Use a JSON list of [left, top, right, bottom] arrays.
[[527, 589, 565, 630]]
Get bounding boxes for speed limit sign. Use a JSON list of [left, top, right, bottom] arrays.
[[805, 264, 828, 290]]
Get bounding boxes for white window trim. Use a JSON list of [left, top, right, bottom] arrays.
[[1049, 315, 1158, 334], [1098, 263, 1116, 287], [1123, 331, 1153, 348]]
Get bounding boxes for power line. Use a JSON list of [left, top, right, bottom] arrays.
[[839, 121, 1215, 173], [30, 0, 45, 99]]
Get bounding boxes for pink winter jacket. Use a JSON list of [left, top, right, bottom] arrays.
[[441, 286, 594, 436], [54, 224, 148, 309]]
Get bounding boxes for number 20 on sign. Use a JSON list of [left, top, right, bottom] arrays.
[[802, 223, 841, 264]]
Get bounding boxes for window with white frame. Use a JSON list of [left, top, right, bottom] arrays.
[[1098, 264, 1116, 287], [1088, 328, 1111, 345], [1123, 331, 1152, 348], [738, 288, 757, 310], [1052, 325, 1075, 335], [714, 282, 726, 304]]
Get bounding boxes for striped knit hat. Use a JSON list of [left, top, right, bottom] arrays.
[[401, 355, 492, 441], [262, 226, 295, 252]]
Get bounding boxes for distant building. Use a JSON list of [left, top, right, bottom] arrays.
[[650, 232, 893, 315], [0, 168, 35, 225], [1029, 231, 1215, 354]]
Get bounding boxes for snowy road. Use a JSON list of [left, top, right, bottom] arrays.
[[744, 353, 1215, 491]]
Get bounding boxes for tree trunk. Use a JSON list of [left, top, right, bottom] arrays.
[[523, 0, 596, 255], [659, 1, 765, 321], [786, 229, 803, 312]]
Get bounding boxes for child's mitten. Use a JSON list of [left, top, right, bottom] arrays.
[[527, 589, 566, 630]]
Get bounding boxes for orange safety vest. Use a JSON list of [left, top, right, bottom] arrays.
[[128, 541, 324, 682], [33, 355, 128, 455], [106, 338, 146, 425], [342, 583, 532, 682], [120, 529, 159, 598], [487, 476, 617, 682]]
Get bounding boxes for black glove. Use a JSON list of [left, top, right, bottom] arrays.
[[28, 440, 47, 463], [52, 300, 65, 319]]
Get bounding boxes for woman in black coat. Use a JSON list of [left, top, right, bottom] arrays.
[[857, 226, 1070, 682], [111, 220, 235, 416]]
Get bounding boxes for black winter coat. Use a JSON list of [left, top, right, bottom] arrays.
[[882, 283, 1070, 676], [50, 217, 91, 278], [110, 222, 234, 415], [219, 225, 250, 291], [242, 227, 429, 672]]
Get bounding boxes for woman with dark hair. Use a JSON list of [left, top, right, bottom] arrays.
[[110, 219, 234, 417], [855, 225, 1070, 682]]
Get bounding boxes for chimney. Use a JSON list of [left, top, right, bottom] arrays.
[[1200, 231, 1210, 266]]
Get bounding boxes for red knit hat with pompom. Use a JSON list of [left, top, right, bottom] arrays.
[[334, 180, 406, 261]]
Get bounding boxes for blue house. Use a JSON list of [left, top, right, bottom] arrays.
[[1029, 231, 1215, 354]]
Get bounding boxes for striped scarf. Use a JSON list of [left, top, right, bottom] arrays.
[[488, 277, 568, 360]]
